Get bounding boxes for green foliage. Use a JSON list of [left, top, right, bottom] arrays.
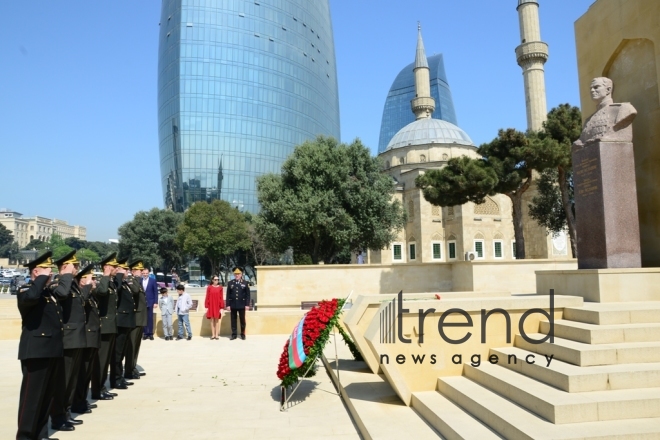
[[118, 208, 184, 271], [256, 136, 405, 264], [529, 104, 582, 257], [76, 248, 101, 263], [64, 237, 86, 250], [50, 234, 73, 260], [0, 223, 13, 248], [529, 169, 570, 233], [176, 200, 250, 276], [415, 156, 498, 206], [23, 239, 47, 251], [86, 241, 118, 257], [0, 241, 18, 259]]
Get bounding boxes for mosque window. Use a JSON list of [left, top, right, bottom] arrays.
[[431, 206, 440, 216], [420, 154, 427, 163], [385, 161, 390, 169], [408, 201, 415, 220], [447, 206, 454, 217], [448, 241, 457, 260], [442, 153, 448, 161], [400, 156, 406, 165]]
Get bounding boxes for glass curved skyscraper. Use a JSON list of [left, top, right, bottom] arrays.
[[158, 0, 341, 212], [377, 54, 457, 154]]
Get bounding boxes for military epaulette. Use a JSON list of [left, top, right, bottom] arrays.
[[18, 285, 31, 294]]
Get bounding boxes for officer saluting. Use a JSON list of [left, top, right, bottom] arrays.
[[226, 266, 250, 340], [92, 253, 119, 401], [16, 251, 62, 440]]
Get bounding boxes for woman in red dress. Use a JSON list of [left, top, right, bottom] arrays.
[[204, 275, 225, 339]]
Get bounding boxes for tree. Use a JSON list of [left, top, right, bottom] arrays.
[[118, 208, 184, 271], [0, 224, 13, 248], [23, 239, 48, 251], [176, 200, 250, 278], [76, 248, 100, 264], [50, 233, 74, 260], [529, 104, 582, 257], [256, 136, 406, 264], [86, 241, 118, 257], [416, 129, 551, 259], [64, 237, 86, 250]]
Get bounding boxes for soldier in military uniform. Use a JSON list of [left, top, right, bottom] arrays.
[[16, 251, 64, 440], [124, 259, 147, 380], [91, 253, 119, 401], [71, 264, 101, 414], [49, 250, 86, 432], [226, 267, 251, 340], [112, 257, 139, 389]]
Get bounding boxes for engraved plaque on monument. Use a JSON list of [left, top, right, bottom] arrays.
[[572, 77, 642, 269]]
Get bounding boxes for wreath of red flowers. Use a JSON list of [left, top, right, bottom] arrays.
[[278, 298, 360, 388]]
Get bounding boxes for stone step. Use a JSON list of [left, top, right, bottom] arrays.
[[515, 333, 660, 366], [437, 375, 660, 439], [463, 363, 660, 424], [490, 346, 660, 392], [539, 319, 660, 344], [411, 391, 503, 440], [564, 302, 660, 325]]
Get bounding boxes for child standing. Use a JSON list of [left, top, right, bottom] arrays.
[[175, 284, 193, 340], [158, 287, 174, 340]]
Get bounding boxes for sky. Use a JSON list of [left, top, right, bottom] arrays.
[[0, 0, 596, 242]]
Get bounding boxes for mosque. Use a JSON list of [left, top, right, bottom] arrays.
[[369, 1, 571, 264]]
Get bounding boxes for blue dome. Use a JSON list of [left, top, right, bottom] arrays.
[[385, 118, 474, 151]]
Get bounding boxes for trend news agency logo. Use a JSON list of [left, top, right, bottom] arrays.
[[379, 291, 556, 367]]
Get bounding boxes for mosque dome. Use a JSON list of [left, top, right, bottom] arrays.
[[385, 117, 474, 151]]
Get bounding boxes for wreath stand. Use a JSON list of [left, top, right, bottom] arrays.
[[280, 291, 353, 412]]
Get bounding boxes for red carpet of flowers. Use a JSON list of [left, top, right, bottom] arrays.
[[277, 298, 342, 387]]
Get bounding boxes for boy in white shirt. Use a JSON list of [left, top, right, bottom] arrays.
[[175, 284, 193, 340]]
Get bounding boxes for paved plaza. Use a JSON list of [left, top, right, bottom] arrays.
[[0, 335, 360, 440]]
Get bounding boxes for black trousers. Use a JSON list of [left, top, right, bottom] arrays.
[[50, 348, 83, 424], [125, 326, 143, 377], [93, 333, 115, 396], [17, 357, 58, 440], [230, 307, 246, 336], [113, 327, 131, 385], [143, 306, 154, 336], [73, 347, 97, 410]]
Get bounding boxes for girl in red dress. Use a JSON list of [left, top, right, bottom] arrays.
[[204, 275, 225, 339]]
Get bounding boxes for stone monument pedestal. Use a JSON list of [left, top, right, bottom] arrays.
[[572, 141, 641, 269]]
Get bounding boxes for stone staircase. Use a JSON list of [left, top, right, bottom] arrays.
[[409, 301, 660, 439]]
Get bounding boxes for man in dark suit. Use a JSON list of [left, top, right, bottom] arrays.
[[125, 260, 147, 380], [112, 257, 138, 389], [91, 253, 119, 401], [141, 267, 158, 341], [16, 251, 66, 440], [49, 251, 87, 432], [226, 266, 251, 340], [71, 264, 101, 414]]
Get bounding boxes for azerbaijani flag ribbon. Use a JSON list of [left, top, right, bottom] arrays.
[[288, 315, 307, 370]]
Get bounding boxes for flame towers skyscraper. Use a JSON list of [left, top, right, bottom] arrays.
[[158, 0, 341, 212]]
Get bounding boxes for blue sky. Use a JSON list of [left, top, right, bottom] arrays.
[[0, 0, 595, 242]]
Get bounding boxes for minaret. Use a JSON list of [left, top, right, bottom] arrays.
[[411, 24, 435, 120], [516, 0, 548, 131]]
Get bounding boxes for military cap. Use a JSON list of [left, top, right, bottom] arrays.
[[232, 266, 243, 274], [75, 263, 95, 280], [129, 259, 145, 270], [54, 250, 79, 267], [23, 251, 55, 270], [116, 256, 129, 269], [99, 252, 118, 267]]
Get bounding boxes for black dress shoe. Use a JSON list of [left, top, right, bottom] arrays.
[[113, 383, 128, 390], [240, 334, 246, 340], [51, 423, 75, 431], [149, 335, 154, 340], [123, 380, 134, 386], [88, 403, 98, 409], [41, 437, 59, 440], [70, 407, 91, 414], [230, 335, 237, 340], [67, 418, 84, 425], [142, 334, 148, 340], [125, 374, 140, 380]]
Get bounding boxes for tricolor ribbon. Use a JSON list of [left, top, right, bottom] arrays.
[[288, 315, 307, 370]]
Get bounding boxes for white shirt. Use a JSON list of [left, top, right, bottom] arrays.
[[142, 277, 149, 291]]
